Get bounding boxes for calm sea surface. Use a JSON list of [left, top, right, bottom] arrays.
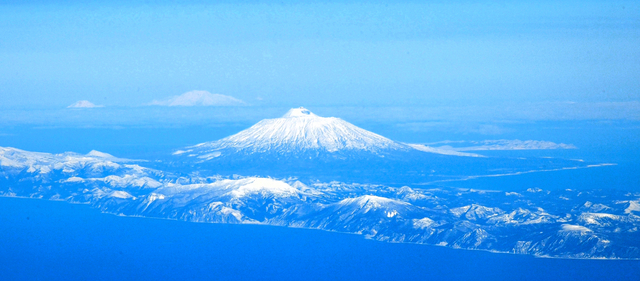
[[0, 197, 638, 281]]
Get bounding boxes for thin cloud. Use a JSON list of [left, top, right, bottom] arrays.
[[67, 100, 103, 108], [149, 90, 246, 107]]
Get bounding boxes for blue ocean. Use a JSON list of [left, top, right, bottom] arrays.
[[1, 197, 639, 281]]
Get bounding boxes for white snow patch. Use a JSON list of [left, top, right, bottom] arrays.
[[148, 193, 166, 201], [331, 195, 411, 217], [157, 177, 303, 199], [109, 191, 134, 199], [450, 205, 471, 217], [63, 177, 85, 183], [450, 204, 504, 220], [413, 217, 436, 229], [561, 224, 593, 232], [197, 151, 221, 160], [338, 195, 408, 210], [625, 200, 640, 214], [228, 178, 300, 198], [580, 213, 621, 226], [172, 150, 191, 155], [282, 107, 316, 117], [90, 175, 162, 188], [219, 206, 243, 221]]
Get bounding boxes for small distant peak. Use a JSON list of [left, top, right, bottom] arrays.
[[282, 107, 317, 118], [67, 100, 103, 108], [87, 150, 114, 158]]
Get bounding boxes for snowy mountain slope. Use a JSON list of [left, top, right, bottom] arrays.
[[0, 146, 139, 176], [450, 204, 505, 221], [153, 177, 309, 201], [0, 146, 167, 200], [2, 145, 640, 259], [176, 107, 410, 160], [95, 177, 316, 223]]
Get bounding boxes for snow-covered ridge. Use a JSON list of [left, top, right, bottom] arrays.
[[3, 145, 640, 259], [156, 177, 306, 199], [337, 195, 409, 209], [0, 146, 149, 178], [1, 147, 132, 166], [183, 107, 409, 155]]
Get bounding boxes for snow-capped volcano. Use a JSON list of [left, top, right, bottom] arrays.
[[165, 107, 590, 184], [176, 107, 409, 159]]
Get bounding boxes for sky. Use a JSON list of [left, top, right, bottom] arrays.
[[0, 1, 639, 125]]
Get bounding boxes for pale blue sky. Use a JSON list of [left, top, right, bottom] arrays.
[[0, 1, 638, 111]]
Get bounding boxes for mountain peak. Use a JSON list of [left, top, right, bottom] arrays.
[[181, 107, 409, 158], [282, 107, 316, 118]]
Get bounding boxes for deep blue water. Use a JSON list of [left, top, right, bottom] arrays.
[[1, 197, 639, 281]]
